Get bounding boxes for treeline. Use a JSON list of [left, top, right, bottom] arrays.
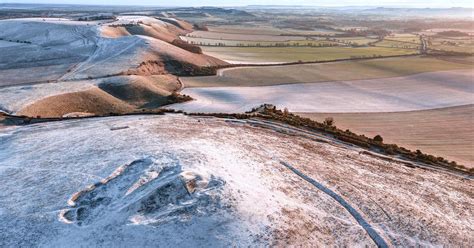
[[336, 28, 391, 38], [109, 23, 140, 28], [131, 59, 217, 77], [0, 37, 32, 44], [163, 59, 218, 76], [193, 23, 208, 31], [186, 41, 340, 48], [435, 30, 470, 37], [77, 15, 116, 21], [171, 39, 202, 54]]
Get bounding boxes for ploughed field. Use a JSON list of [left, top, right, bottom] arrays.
[[298, 105, 474, 167], [174, 70, 473, 113], [1, 114, 472, 247], [181, 56, 472, 87]]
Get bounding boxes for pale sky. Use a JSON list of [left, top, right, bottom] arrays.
[[1, 0, 473, 8]]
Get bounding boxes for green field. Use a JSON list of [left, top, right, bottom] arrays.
[[331, 37, 379, 46], [201, 46, 418, 63], [375, 39, 420, 49], [182, 56, 473, 87], [428, 36, 474, 53], [386, 34, 420, 43]]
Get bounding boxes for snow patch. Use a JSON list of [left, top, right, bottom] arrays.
[[60, 155, 225, 227]]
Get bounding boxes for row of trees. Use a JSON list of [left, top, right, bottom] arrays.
[[186, 40, 340, 48], [0, 37, 32, 44]]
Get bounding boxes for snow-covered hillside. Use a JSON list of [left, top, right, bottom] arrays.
[[0, 17, 227, 117], [0, 114, 472, 247], [0, 17, 224, 86]]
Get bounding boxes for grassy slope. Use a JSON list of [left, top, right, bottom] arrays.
[[182, 56, 473, 87], [298, 105, 474, 167]]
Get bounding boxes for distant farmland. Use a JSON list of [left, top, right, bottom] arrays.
[[185, 31, 308, 41], [180, 36, 342, 47], [374, 39, 420, 49], [182, 56, 472, 87], [428, 36, 474, 54], [175, 70, 473, 113], [207, 25, 343, 36], [200, 46, 418, 63]]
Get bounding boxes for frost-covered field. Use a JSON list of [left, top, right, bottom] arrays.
[[0, 114, 472, 247], [173, 70, 474, 113]]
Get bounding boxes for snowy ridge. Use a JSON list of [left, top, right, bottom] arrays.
[[0, 114, 472, 246]]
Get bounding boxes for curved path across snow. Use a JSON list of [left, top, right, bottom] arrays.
[[173, 69, 474, 113], [280, 161, 389, 248]]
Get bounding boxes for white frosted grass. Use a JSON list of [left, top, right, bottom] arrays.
[[0, 115, 353, 247], [0, 18, 152, 86], [0, 114, 472, 246], [0, 80, 96, 113], [173, 70, 474, 113]]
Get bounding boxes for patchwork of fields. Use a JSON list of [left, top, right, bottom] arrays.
[[183, 29, 424, 64]]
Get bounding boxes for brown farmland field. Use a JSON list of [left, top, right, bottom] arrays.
[[182, 56, 473, 87], [298, 105, 474, 167]]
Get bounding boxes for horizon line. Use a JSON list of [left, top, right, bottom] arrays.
[[1, 2, 473, 9]]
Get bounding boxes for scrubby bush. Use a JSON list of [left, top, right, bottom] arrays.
[[171, 39, 202, 54], [193, 23, 208, 31], [168, 91, 193, 103], [323, 117, 334, 127], [373, 135, 383, 143]]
